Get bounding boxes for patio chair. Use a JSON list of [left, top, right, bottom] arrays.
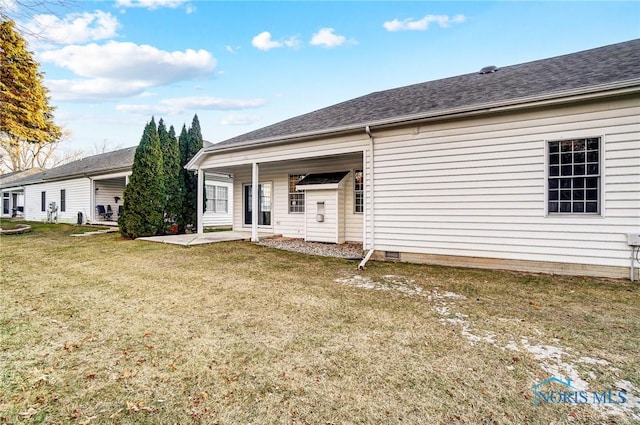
[[96, 205, 107, 220], [106, 204, 113, 220]]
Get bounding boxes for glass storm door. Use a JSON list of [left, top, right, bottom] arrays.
[[243, 183, 272, 226]]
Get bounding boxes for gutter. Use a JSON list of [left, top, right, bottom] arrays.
[[186, 80, 640, 169], [5, 167, 133, 188]]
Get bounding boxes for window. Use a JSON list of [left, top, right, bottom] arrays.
[[354, 170, 364, 213], [205, 185, 228, 213], [2, 193, 9, 215], [60, 189, 66, 212], [216, 186, 228, 213], [288, 174, 306, 213], [41, 191, 46, 212], [548, 138, 600, 214]]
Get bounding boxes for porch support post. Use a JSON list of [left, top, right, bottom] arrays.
[[197, 168, 204, 235], [251, 162, 259, 242], [90, 178, 95, 223]]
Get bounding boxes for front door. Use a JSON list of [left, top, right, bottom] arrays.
[[243, 183, 272, 226]]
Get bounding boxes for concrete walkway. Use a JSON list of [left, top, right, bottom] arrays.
[[137, 231, 276, 246]]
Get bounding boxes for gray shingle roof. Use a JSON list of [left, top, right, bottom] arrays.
[[2, 140, 216, 188], [0, 168, 41, 186], [2, 146, 136, 188], [211, 39, 640, 150]]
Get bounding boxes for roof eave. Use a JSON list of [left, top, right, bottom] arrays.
[[187, 79, 640, 169]]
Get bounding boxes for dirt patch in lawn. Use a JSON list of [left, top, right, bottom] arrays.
[[1, 224, 638, 424]]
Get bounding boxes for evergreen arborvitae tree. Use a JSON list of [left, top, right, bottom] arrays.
[[119, 118, 165, 238], [178, 114, 205, 232], [158, 119, 181, 230], [177, 124, 190, 233]]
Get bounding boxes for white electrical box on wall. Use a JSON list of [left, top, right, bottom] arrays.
[[627, 233, 640, 246]]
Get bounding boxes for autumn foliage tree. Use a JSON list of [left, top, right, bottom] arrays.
[[119, 118, 165, 238], [0, 19, 62, 172]]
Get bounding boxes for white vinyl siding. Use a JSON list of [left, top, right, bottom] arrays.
[[24, 178, 91, 224], [371, 95, 640, 272], [305, 190, 345, 243]]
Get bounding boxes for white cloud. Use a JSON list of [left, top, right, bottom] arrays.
[[40, 41, 216, 101], [45, 78, 150, 101], [383, 14, 466, 32], [284, 36, 301, 48], [310, 28, 349, 48], [41, 41, 215, 82], [116, 96, 267, 115], [251, 31, 299, 51], [23, 10, 119, 46], [185, 4, 196, 14], [115, 0, 188, 9], [219, 114, 262, 126], [252, 31, 282, 51]]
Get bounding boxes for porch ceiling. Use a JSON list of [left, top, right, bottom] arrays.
[[200, 151, 363, 175]]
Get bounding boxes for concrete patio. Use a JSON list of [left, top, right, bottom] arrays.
[[137, 231, 277, 246]]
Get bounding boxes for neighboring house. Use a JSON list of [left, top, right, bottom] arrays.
[[187, 39, 640, 279], [0, 146, 233, 227], [0, 168, 41, 217]]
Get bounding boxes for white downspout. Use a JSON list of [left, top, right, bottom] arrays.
[[89, 178, 94, 223], [359, 125, 375, 269]]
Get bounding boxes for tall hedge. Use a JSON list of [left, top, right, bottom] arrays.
[[178, 114, 204, 232], [119, 118, 165, 238], [158, 119, 182, 228]]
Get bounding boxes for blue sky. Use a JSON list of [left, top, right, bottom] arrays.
[[7, 0, 640, 156]]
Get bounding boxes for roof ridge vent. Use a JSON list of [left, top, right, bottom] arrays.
[[479, 65, 499, 75]]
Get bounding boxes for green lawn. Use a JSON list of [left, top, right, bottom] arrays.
[[1, 222, 638, 424]]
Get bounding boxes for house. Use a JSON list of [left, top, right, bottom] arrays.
[[0, 168, 41, 217], [0, 146, 233, 227], [186, 39, 640, 279]]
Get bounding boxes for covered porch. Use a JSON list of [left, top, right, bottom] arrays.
[[91, 173, 129, 225], [1, 187, 24, 218], [193, 150, 367, 246]]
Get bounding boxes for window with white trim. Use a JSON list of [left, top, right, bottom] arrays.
[[354, 170, 364, 213], [548, 138, 600, 214], [289, 174, 306, 213], [205, 185, 228, 213]]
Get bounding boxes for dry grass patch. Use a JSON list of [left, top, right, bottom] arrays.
[[1, 223, 638, 424]]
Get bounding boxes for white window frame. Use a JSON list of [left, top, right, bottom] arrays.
[[353, 169, 364, 214], [288, 174, 306, 213], [205, 184, 228, 213], [545, 136, 604, 216]]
